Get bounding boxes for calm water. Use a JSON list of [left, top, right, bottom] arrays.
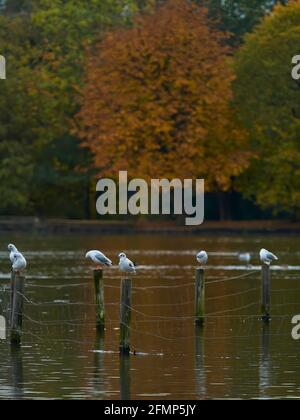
[[0, 233, 300, 400]]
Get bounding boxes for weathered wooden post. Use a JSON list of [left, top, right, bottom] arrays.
[[195, 268, 205, 326], [120, 278, 132, 356], [261, 264, 271, 322], [94, 269, 105, 329], [10, 272, 25, 345], [10, 271, 16, 325]]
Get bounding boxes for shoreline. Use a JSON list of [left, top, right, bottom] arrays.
[[0, 218, 299, 235]]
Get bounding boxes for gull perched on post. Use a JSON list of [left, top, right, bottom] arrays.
[[196, 251, 208, 266], [8, 244, 27, 274], [118, 253, 136, 274], [85, 250, 112, 268], [260, 249, 278, 265]]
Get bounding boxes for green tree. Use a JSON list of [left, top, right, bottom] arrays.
[[234, 0, 300, 218], [200, 0, 288, 44], [0, 1, 138, 217], [0, 15, 44, 213], [131, 1, 288, 43]]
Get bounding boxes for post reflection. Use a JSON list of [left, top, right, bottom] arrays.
[[195, 326, 206, 399], [120, 355, 131, 400], [259, 323, 271, 398], [10, 344, 23, 399], [93, 328, 105, 399]]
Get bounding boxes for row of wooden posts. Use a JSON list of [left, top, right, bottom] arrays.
[[95, 265, 271, 355], [8, 265, 271, 351]]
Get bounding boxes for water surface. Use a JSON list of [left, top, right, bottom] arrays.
[[0, 234, 300, 400]]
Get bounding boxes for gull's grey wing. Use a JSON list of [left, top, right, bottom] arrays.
[[267, 252, 277, 261], [95, 252, 112, 265]]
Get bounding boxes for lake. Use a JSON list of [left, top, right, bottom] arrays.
[[0, 233, 300, 400]]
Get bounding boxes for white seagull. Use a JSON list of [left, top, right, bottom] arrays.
[[8, 244, 27, 273], [118, 253, 136, 274], [196, 251, 208, 266], [238, 252, 251, 264], [260, 248, 278, 265], [85, 250, 112, 267], [8, 244, 18, 263]]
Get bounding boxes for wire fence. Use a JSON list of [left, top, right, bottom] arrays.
[[1, 267, 300, 350]]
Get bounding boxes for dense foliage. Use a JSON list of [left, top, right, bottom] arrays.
[[234, 0, 300, 217], [0, 0, 298, 220]]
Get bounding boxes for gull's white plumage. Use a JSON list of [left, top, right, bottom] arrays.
[[238, 252, 251, 264], [8, 244, 18, 264], [260, 248, 278, 265], [8, 244, 27, 272], [85, 250, 112, 267], [196, 251, 208, 266], [118, 253, 136, 274], [12, 252, 27, 272]]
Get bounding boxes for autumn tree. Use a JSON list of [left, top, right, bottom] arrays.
[[234, 0, 300, 218], [77, 0, 250, 196], [131, 1, 288, 44]]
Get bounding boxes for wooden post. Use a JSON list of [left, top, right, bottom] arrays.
[[195, 268, 205, 326], [10, 271, 16, 325], [261, 264, 270, 322], [120, 278, 132, 356], [10, 273, 25, 345], [94, 269, 105, 329]]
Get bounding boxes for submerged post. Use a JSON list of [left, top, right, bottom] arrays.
[[195, 268, 205, 326], [10, 272, 25, 345], [261, 264, 270, 322], [120, 278, 132, 356], [93, 269, 105, 329]]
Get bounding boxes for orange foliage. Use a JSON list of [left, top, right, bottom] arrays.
[[76, 0, 250, 191]]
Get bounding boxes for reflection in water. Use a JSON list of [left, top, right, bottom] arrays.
[[195, 326, 206, 399], [120, 355, 131, 400], [259, 323, 271, 399], [0, 233, 300, 399], [93, 329, 105, 399], [0, 316, 6, 340], [10, 345, 23, 399]]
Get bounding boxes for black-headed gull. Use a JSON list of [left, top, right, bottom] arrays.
[[196, 251, 208, 266], [8, 244, 27, 274], [118, 253, 136, 274], [238, 252, 251, 264], [85, 250, 112, 267], [260, 248, 278, 265]]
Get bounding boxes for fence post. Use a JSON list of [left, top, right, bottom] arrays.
[[10, 272, 25, 345], [195, 268, 205, 326], [94, 269, 105, 329], [261, 264, 270, 322], [120, 278, 132, 356]]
